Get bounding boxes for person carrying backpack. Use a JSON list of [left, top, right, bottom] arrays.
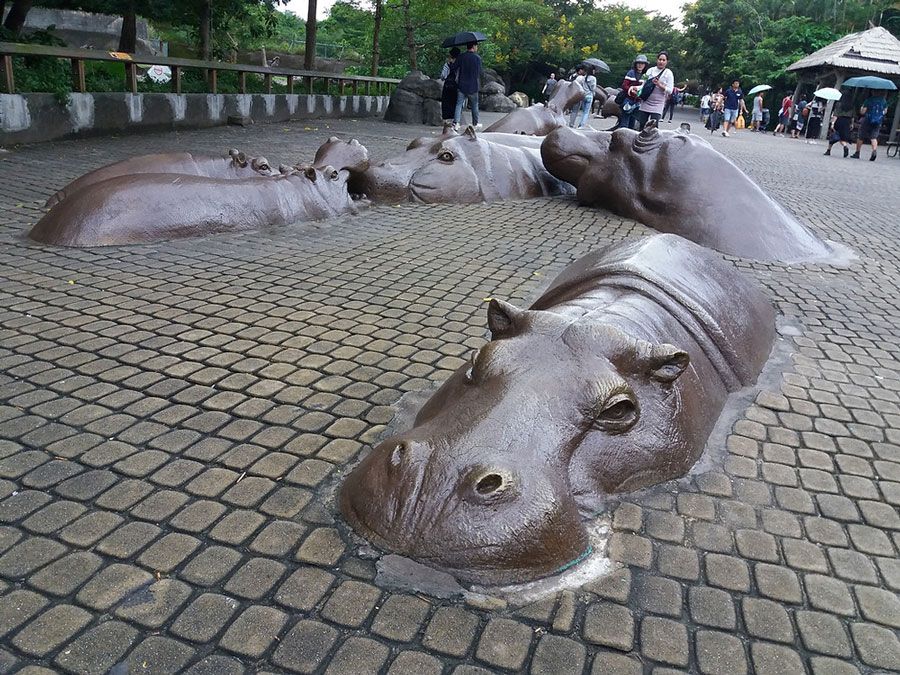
[[569, 64, 597, 129], [851, 89, 888, 161]]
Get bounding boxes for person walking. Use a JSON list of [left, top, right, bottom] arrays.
[[851, 89, 888, 161], [439, 47, 460, 127], [662, 84, 686, 123], [541, 73, 557, 103], [721, 79, 746, 137], [751, 91, 765, 131], [700, 91, 712, 124], [615, 54, 648, 130], [453, 41, 483, 131], [773, 93, 792, 136], [569, 64, 596, 129], [634, 51, 674, 130], [824, 99, 854, 157]]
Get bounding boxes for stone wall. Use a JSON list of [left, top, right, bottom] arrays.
[[0, 93, 389, 147]]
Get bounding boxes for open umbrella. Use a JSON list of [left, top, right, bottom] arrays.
[[813, 87, 841, 101], [842, 76, 897, 90], [581, 57, 610, 74], [747, 84, 772, 95], [441, 31, 488, 48]]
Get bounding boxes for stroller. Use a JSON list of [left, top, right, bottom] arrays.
[[706, 108, 723, 133]]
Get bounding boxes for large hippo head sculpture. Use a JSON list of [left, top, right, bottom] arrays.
[[541, 125, 833, 262], [30, 166, 364, 247], [484, 80, 585, 135], [341, 233, 775, 584], [353, 127, 574, 204], [45, 149, 277, 207]]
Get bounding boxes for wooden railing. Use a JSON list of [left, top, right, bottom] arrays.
[[0, 42, 400, 96]]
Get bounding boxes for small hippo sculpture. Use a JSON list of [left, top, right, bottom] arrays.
[[352, 126, 574, 204], [44, 148, 277, 207], [341, 233, 775, 584], [541, 125, 833, 263], [29, 166, 365, 247], [484, 80, 585, 135]]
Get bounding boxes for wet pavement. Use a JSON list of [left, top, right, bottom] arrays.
[[0, 108, 899, 674]]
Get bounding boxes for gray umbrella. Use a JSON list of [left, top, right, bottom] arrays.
[[581, 57, 610, 73]]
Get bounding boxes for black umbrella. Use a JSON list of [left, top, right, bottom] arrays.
[[582, 57, 610, 73], [441, 31, 488, 48]]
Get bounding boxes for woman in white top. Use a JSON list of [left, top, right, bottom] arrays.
[[634, 51, 674, 130]]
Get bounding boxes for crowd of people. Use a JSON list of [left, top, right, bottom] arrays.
[[437, 44, 892, 162]]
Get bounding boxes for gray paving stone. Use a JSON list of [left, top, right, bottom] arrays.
[[742, 597, 795, 644], [750, 641, 806, 675], [295, 526, 346, 565], [583, 601, 634, 651], [423, 606, 479, 658], [590, 652, 642, 675], [0, 536, 67, 577], [853, 585, 900, 627], [809, 657, 860, 675], [27, 551, 103, 597], [0, 589, 48, 639], [170, 593, 239, 643], [849, 621, 900, 669], [125, 635, 196, 674], [387, 651, 444, 675], [796, 610, 852, 657], [320, 579, 381, 627], [55, 620, 138, 675], [223, 557, 286, 599], [805, 574, 856, 616], [219, 604, 288, 658], [273, 619, 339, 674], [178, 545, 242, 586], [689, 586, 736, 629], [640, 616, 689, 667], [695, 630, 748, 675], [75, 563, 153, 610], [529, 634, 586, 675], [324, 636, 390, 675], [371, 593, 430, 642], [113, 578, 192, 628], [705, 553, 750, 592], [275, 566, 335, 611], [755, 563, 803, 603]]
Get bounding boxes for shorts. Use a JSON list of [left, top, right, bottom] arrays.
[[751, 112, 763, 122], [778, 114, 789, 125], [859, 118, 882, 141], [700, 107, 710, 117], [723, 108, 739, 123]]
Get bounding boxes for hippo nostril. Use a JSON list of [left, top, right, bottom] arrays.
[[475, 473, 504, 494]]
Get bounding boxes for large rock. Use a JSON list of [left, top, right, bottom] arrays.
[[509, 92, 529, 108], [481, 93, 517, 113], [482, 68, 506, 91], [481, 81, 505, 96], [384, 88, 425, 124], [422, 99, 443, 126]]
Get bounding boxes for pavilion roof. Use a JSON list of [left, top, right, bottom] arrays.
[[787, 26, 900, 77]]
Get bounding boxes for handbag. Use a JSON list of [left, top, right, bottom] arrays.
[[638, 68, 667, 101]]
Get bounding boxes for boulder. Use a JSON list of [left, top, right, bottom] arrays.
[[422, 99, 444, 126], [384, 88, 425, 124], [481, 93, 517, 113], [481, 81, 506, 96], [509, 91, 529, 108], [482, 68, 506, 91]]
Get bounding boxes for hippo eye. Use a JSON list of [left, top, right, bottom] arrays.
[[595, 393, 638, 432], [476, 473, 504, 494], [437, 149, 454, 162]]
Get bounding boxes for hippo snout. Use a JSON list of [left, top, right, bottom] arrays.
[[357, 164, 413, 204]]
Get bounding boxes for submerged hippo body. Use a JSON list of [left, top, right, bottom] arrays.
[[30, 167, 363, 247], [341, 233, 775, 584], [45, 149, 276, 207], [541, 125, 832, 262], [355, 127, 574, 204], [484, 80, 585, 135]]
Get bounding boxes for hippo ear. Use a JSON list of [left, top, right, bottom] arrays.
[[463, 125, 478, 140], [642, 342, 690, 382], [487, 299, 524, 339]]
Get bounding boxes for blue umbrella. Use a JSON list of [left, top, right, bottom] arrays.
[[842, 76, 897, 90]]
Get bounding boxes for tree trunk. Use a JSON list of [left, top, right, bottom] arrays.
[[370, 0, 382, 76], [118, 0, 137, 53], [2, 0, 32, 35], [199, 0, 211, 61], [304, 0, 317, 70], [402, 0, 417, 71], [0, 2, 7, 28]]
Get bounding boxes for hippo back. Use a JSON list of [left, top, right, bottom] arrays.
[[530, 234, 774, 391]]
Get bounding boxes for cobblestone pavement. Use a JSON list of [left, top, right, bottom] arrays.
[[1, 109, 899, 675]]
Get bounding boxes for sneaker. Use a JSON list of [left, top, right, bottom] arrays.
[[851, 152, 860, 159], [870, 151, 877, 161], [721, 130, 729, 137], [843, 146, 849, 158], [473, 123, 483, 131], [824, 148, 831, 156], [452, 123, 460, 132]]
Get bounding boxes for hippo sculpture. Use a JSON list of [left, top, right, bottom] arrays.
[[340, 233, 775, 585], [483, 80, 585, 135], [351, 126, 575, 204], [29, 166, 365, 247], [44, 148, 277, 207], [541, 125, 832, 262]]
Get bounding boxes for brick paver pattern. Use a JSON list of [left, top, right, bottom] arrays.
[[1, 110, 899, 674]]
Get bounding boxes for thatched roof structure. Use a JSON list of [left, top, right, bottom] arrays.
[[787, 26, 900, 76]]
